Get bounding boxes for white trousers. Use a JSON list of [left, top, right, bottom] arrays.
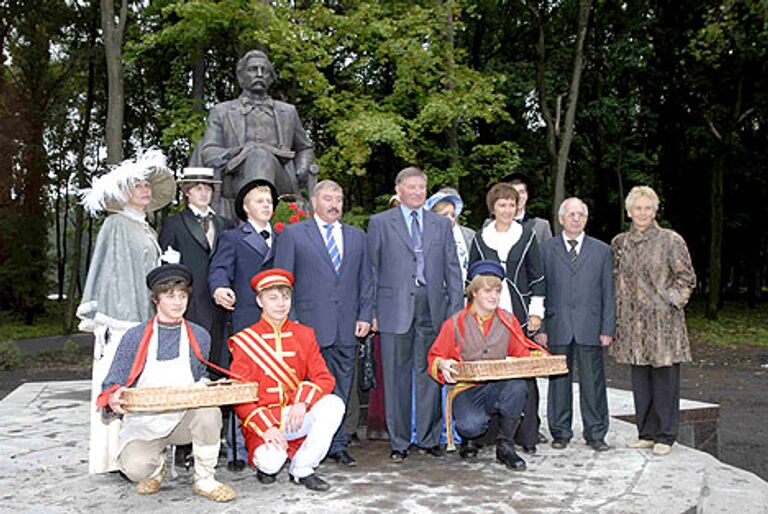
[[253, 394, 344, 479]]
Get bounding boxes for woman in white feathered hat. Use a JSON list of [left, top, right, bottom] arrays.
[[76, 149, 176, 474]]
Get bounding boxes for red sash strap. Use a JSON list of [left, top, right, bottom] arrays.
[[97, 317, 244, 409], [495, 308, 550, 355], [229, 327, 301, 394]]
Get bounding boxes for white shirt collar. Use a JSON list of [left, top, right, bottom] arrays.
[[248, 219, 271, 234], [562, 231, 585, 253], [120, 206, 147, 223], [314, 214, 341, 231], [188, 204, 214, 217]]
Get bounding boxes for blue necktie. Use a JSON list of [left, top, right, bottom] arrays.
[[410, 211, 426, 285], [325, 224, 342, 275]]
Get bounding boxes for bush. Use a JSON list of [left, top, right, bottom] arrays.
[[0, 341, 22, 370]]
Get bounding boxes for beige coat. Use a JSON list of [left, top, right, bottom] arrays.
[[610, 222, 696, 367]]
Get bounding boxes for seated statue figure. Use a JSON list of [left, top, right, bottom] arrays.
[[200, 50, 316, 217]]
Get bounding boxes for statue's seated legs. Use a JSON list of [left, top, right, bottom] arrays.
[[225, 148, 297, 199]]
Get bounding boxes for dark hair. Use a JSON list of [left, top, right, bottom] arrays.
[[151, 280, 191, 305], [486, 183, 519, 215]]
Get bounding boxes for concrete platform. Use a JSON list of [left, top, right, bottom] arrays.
[[1, 380, 766, 513]]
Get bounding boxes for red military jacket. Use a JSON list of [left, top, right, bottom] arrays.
[[229, 317, 336, 458], [428, 306, 547, 384]]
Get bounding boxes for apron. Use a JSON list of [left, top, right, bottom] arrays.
[[118, 320, 195, 455]]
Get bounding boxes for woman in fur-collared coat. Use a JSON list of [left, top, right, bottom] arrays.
[[611, 186, 696, 457]]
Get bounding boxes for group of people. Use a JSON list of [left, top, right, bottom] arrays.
[[77, 150, 696, 502]]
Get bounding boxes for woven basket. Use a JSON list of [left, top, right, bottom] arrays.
[[122, 380, 259, 412], [454, 355, 568, 382]]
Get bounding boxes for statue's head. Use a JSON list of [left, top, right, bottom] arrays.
[[237, 50, 275, 96]]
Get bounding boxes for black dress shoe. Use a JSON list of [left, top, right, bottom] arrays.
[[587, 439, 610, 452], [420, 445, 446, 458], [348, 433, 362, 447], [327, 450, 357, 466], [521, 445, 537, 455], [496, 441, 526, 471], [390, 450, 408, 462], [537, 432, 548, 444], [257, 469, 277, 484], [551, 438, 569, 450], [226, 459, 246, 472], [289, 473, 331, 491], [459, 439, 480, 461]]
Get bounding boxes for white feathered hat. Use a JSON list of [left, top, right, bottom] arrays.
[[79, 149, 175, 215]]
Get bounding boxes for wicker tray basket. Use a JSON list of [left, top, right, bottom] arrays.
[[122, 380, 259, 413], [454, 355, 568, 382]]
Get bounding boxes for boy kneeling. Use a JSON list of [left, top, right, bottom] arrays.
[[97, 264, 235, 502], [229, 269, 344, 491]]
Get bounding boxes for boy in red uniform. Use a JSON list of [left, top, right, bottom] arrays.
[[228, 268, 344, 491], [428, 260, 546, 471]]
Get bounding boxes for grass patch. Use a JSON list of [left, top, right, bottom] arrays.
[[686, 298, 768, 348], [22, 347, 91, 373], [0, 301, 68, 340]]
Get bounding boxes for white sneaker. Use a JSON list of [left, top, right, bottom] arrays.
[[627, 439, 655, 449], [652, 443, 672, 456]]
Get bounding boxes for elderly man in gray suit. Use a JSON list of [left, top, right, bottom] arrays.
[[536, 197, 615, 451], [367, 167, 464, 461]]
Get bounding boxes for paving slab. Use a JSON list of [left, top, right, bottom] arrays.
[[0, 380, 766, 514]]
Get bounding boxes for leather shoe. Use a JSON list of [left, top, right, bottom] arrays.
[[587, 439, 610, 452], [390, 450, 408, 462], [421, 445, 445, 458], [226, 459, 245, 472], [459, 439, 480, 461], [551, 438, 569, 450], [496, 441, 526, 471], [521, 445, 536, 455], [327, 450, 357, 466], [537, 432, 548, 444], [289, 473, 331, 492], [256, 469, 276, 484]]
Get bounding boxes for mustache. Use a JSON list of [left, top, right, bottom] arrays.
[[327, 208, 340, 214]]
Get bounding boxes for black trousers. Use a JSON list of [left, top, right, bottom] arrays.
[[547, 343, 609, 442], [380, 286, 442, 452], [453, 380, 527, 440], [631, 364, 680, 445], [514, 378, 540, 448], [321, 342, 357, 455]]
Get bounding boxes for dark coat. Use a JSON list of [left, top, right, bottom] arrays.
[[273, 218, 374, 347], [539, 235, 615, 346], [208, 222, 276, 333], [159, 207, 235, 331]]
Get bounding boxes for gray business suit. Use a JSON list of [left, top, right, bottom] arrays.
[[367, 206, 463, 452], [540, 234, 615, 443]]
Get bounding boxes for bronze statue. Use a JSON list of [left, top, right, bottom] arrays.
[[200, 50, 316, 215]]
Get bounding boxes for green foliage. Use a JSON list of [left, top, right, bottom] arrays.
[[687, 299, 768, 348], [0, 301, 66, 340], [0, 341, 21, 371]]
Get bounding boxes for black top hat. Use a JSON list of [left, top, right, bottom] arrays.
[[146, 264, 193, 290], [235, 179, 279, 222]]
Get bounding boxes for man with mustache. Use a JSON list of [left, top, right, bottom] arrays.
[[273, 180, 373, 466], [200, 50, 315, 218]]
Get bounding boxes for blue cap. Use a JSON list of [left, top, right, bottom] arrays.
[[467, 260, 505, 281]]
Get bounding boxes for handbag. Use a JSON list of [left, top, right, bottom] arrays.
[[358, 333, 377, 391]]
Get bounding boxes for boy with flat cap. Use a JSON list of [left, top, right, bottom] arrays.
[[98, 263, 236, 502], [229, 268, 344, 491], [428, 260, 547, 472]]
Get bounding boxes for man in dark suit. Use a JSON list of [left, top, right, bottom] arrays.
[[367, 167, 464, 461], [537, 197, 615, 451], [273, 180, 373, 466], [159, 168, 235, 369], [208, 178, 278, 470]]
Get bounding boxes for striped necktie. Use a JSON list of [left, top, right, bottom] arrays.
[[324, 224, 342, 275], [567, 239, 578, 262]]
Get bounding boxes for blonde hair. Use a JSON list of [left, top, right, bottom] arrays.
[[465, 274, 502, 303], [244, 185, 273, 203], [625, 186, 659, 213]]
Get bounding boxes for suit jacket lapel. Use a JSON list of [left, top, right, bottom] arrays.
[[228, 103, 246, 146], [211, 215, 227, 254], [181, 208, 210, 253], [573, 236, 592, 272], [242, 222, 268, 257], [306, 220, 337, 273], [554, 236, 575, 270], [422, 211, 440, 250], [389, 209, 415, 254]]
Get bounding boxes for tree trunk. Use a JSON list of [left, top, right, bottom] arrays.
[[65, 14, 97, 332], [706, 153, 724, 320], [442, 0, 459, 178], [191, 51, 205, 113], [551, 0, 592, 229], [101, 0, 128, 164]]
